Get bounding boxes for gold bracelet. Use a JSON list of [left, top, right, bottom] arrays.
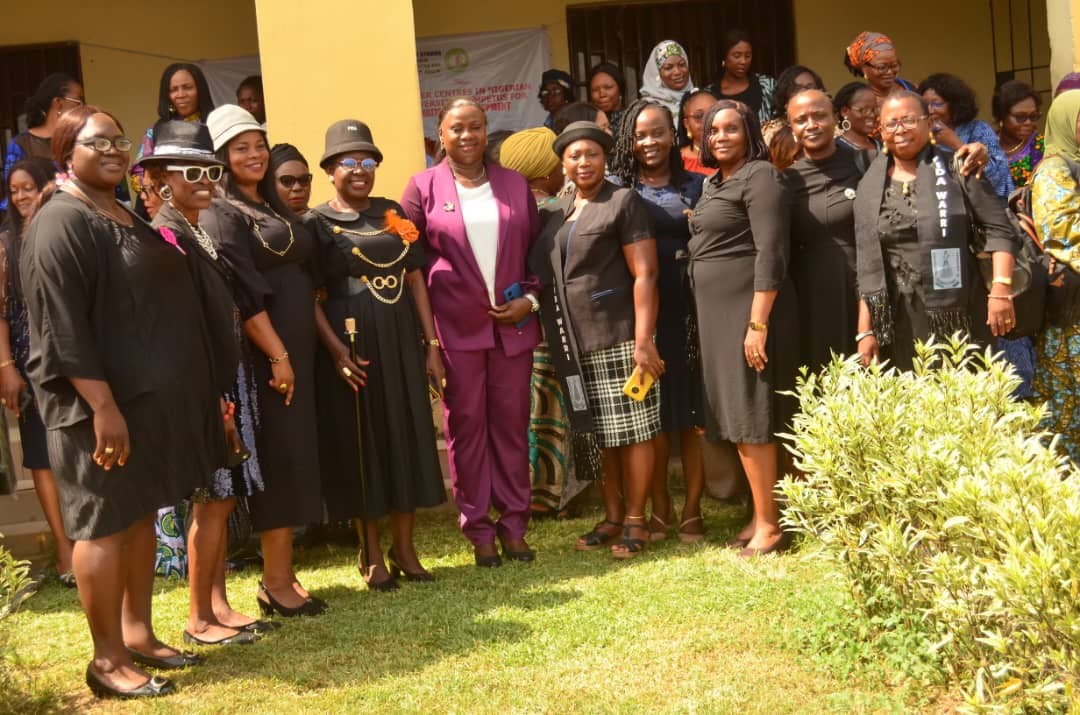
[[269, 351, 290, 364], [992, 276, 1013, 286], [748, 321, 767, 331], [426, 338, 441, 348], [0, 359, 14, 369]]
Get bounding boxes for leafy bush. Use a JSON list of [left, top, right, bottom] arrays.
[[779, 335, 1080, 713], [0, 533, 32, 620]]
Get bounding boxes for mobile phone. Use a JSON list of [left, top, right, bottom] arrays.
[[501, 282, 532, 329], [621, 366, 656, 402]]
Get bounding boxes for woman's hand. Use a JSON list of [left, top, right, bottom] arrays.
[[987, 290, 1017, 336], [634, 340, 665, 381], [331, 344, 368, 392], [92, 402, 130, 470], [857, 335, 880, 367], [270, 357, 295, 406], [955, 142, 989, 179], [426, 346, 447, 398], [931, 121, 963, 151], [221, 400, 243, 456], [0, 363, 26, 419], [744, 326, 768, 372], [489, 298, 532, 325]]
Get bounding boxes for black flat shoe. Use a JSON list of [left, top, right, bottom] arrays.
[[499, 540, 536, 562], [183, 629, 259, 646], [474, 546, 502, 568], [125, 647, 201, 670], [256, 582, 325, 617], [387, 547, 435, 583], [237, 619, 280, 634], [85, 664, 176, 699], [358, 556, 400, 592]]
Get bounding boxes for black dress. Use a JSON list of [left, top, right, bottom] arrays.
[[202, 196, 322, 532], [22, 192, 224, 540], [687, 160, 798, 444], [633, 175, 705, 432], [306, 199, 446, 521], [783, 144, 863, 371]]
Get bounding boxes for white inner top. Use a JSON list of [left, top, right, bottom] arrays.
[[457, 181, 499, 305]]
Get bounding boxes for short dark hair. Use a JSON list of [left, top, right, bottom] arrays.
[[236, 75, 263, 98], [992, 79, 1041, 123], [917, 73, 978, 126], [23, 73, 78, 129], [552, 102, 601, 134], [700, 99, 768, 168], [52, 105, 125, 168], [833, 81, 873, 113], [157, 63, 215, 122], [771, 65, 826, 119], [4, 158, 57, 300], [676, 89, 717, 147], [587, 63, 626, 103]]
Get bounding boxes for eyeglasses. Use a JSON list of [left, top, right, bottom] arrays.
[[687, 112, 707, 121], [166, 164, 224, 183], [848, 105, 878, 117], [76, 136, 133, 153], [866, 62, 901, 74], [881, 115, 928, 133], [278, 173, 313, 189], [539, 89, 567, 97], [927, 100, 946, 111], [336, 157, 379, 172], [1009, 111, 1042, 124]]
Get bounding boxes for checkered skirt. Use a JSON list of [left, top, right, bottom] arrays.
[[580, 340, 661, 448]]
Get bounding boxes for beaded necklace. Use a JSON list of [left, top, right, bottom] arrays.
[[174, 206, 218, 260]]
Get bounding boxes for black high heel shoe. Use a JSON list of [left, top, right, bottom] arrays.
[[256, 582, 325, 618], [387, 547, 435, 583], [85, 663, 176, 699], [358, 554, 400, 592]]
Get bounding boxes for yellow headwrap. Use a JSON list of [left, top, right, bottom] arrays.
[[499, 127, 559, 181]]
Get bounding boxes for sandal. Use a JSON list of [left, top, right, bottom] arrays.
[[678, 515, 705, 544], [575, 520, 623, 551], [648, 510, 675, 542], [58, 571, 77, 588], [612, 517, 648, 559]]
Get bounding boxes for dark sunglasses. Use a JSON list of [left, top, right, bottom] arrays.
[[1009, 112, 1042, 124], [278, 173, 313, 189]]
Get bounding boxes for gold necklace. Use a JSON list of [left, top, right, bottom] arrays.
[[1002, 135, 1027, 155], [251, 205, 295, 257], [363, 269, 407, 304], [450, 162, 487, 182], [330, 224, 410, 268]]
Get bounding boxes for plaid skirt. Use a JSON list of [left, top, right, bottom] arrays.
[[580, 340, 661, 448]]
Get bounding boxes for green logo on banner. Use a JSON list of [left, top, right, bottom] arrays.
[[445, 48, 469, 73]]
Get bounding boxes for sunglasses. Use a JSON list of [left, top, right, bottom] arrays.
[[166, 164, 224, 183], [336, 157, 379, 172], [77, 136, 133, 153], [1009, 112, 1042, 124], [278, 173, 313, 189]]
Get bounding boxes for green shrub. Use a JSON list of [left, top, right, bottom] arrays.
[[0, 533, 32, 620], [779, 335, 1080, 713]]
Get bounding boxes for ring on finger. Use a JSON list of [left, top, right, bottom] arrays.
[[342, 367, 352, 377], [278, 383, 289, 393], [104, 446, 115, 455]]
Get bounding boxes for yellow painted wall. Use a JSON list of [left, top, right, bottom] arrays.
[[0, 0, 259, 143], [255, 0, 425, 205]]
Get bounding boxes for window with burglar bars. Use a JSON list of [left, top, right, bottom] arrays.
[[988, 0, 1051, 100], [0, 42, 83, 151], [566, 0, 795, 102]]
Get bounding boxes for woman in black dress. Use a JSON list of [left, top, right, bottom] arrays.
[[609, 99, 706, 543], [782, 90, 862, 371], [687, 100, 797, 557], [23, 106, 224, 698], [706, 30, 777, 124], [309, 119, 446, 590], [203, 105, 327, 617], [853, 92, 1017, 370]]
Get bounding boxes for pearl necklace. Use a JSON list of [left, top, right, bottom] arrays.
[[173, 205, 218, 260]]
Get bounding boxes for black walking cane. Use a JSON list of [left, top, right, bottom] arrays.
[[345, 317, 370, 576]]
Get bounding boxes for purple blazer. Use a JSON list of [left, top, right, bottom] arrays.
[[401, 161, 541, 357]]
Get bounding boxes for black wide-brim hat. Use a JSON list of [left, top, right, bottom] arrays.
[[553, 120, 614, 158], [134, 120, 223, 167], [319, 119, 383, 168]]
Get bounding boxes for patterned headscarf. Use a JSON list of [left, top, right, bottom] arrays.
[[499, 127, 559, 181], [846, 31, 897, 69], [1043, 90, 1080, 161], [640, 40, 695, 116]]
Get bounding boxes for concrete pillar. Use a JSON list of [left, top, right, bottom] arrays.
[[254, 0, 426, 204]]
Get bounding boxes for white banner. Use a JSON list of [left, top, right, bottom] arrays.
[[416, 28, 550, 139], [197, 56, 261, 111]]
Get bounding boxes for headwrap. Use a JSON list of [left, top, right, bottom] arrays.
[[640, 40, 695, 116], [499, 127, 559, 181], [1055, 73, 1080, 99], [846, 31, 896, 69], [270, 143, 307, 170], [540, 69, 573, 97]]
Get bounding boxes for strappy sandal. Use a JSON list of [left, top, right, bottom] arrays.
[[575, 520, 623, 551], [612, 517, 648, 559], [648, 510, 675, 542], [678, 515, 705, 544]]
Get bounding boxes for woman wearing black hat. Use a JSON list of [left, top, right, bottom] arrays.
[[203, 105, 329, 617], [529, 121, 662, 558], [135, 120, 270, 644], [540, 69, 574, 128], [269, 144, 312, 217], [308, 119, 446, 590]]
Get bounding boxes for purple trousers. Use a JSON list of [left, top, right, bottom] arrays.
[[442, 345, 532, 546]]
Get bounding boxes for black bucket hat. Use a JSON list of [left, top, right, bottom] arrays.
[[134, 120, 223, 167], [319, 119, 383, 168], [553, 120, 614, 158]]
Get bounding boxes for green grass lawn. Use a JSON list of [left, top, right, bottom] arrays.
[[2, 502, 939, 714]]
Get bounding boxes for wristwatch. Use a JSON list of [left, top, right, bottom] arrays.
[[855, 330, 875, 342], [524, 293, 541, 313]]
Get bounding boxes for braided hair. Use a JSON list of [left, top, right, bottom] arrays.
[[609, 98, 689, 189]]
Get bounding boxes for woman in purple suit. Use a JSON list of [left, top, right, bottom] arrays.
[[401, 97, 542, 567]]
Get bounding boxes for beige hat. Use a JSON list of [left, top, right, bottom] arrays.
[[206, 104, 264, 151]]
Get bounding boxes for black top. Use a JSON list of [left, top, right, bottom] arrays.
[[536, 181, 653, 353], [687, 160, 791, 290]]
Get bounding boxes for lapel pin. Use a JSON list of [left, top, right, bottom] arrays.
[[442, 202, 456, 212]]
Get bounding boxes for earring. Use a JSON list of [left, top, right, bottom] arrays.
[[839, 118, 852, 132], [881, 144, 888, 156], [928, 130, 936, 145], [158, 185, 173, 201]]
